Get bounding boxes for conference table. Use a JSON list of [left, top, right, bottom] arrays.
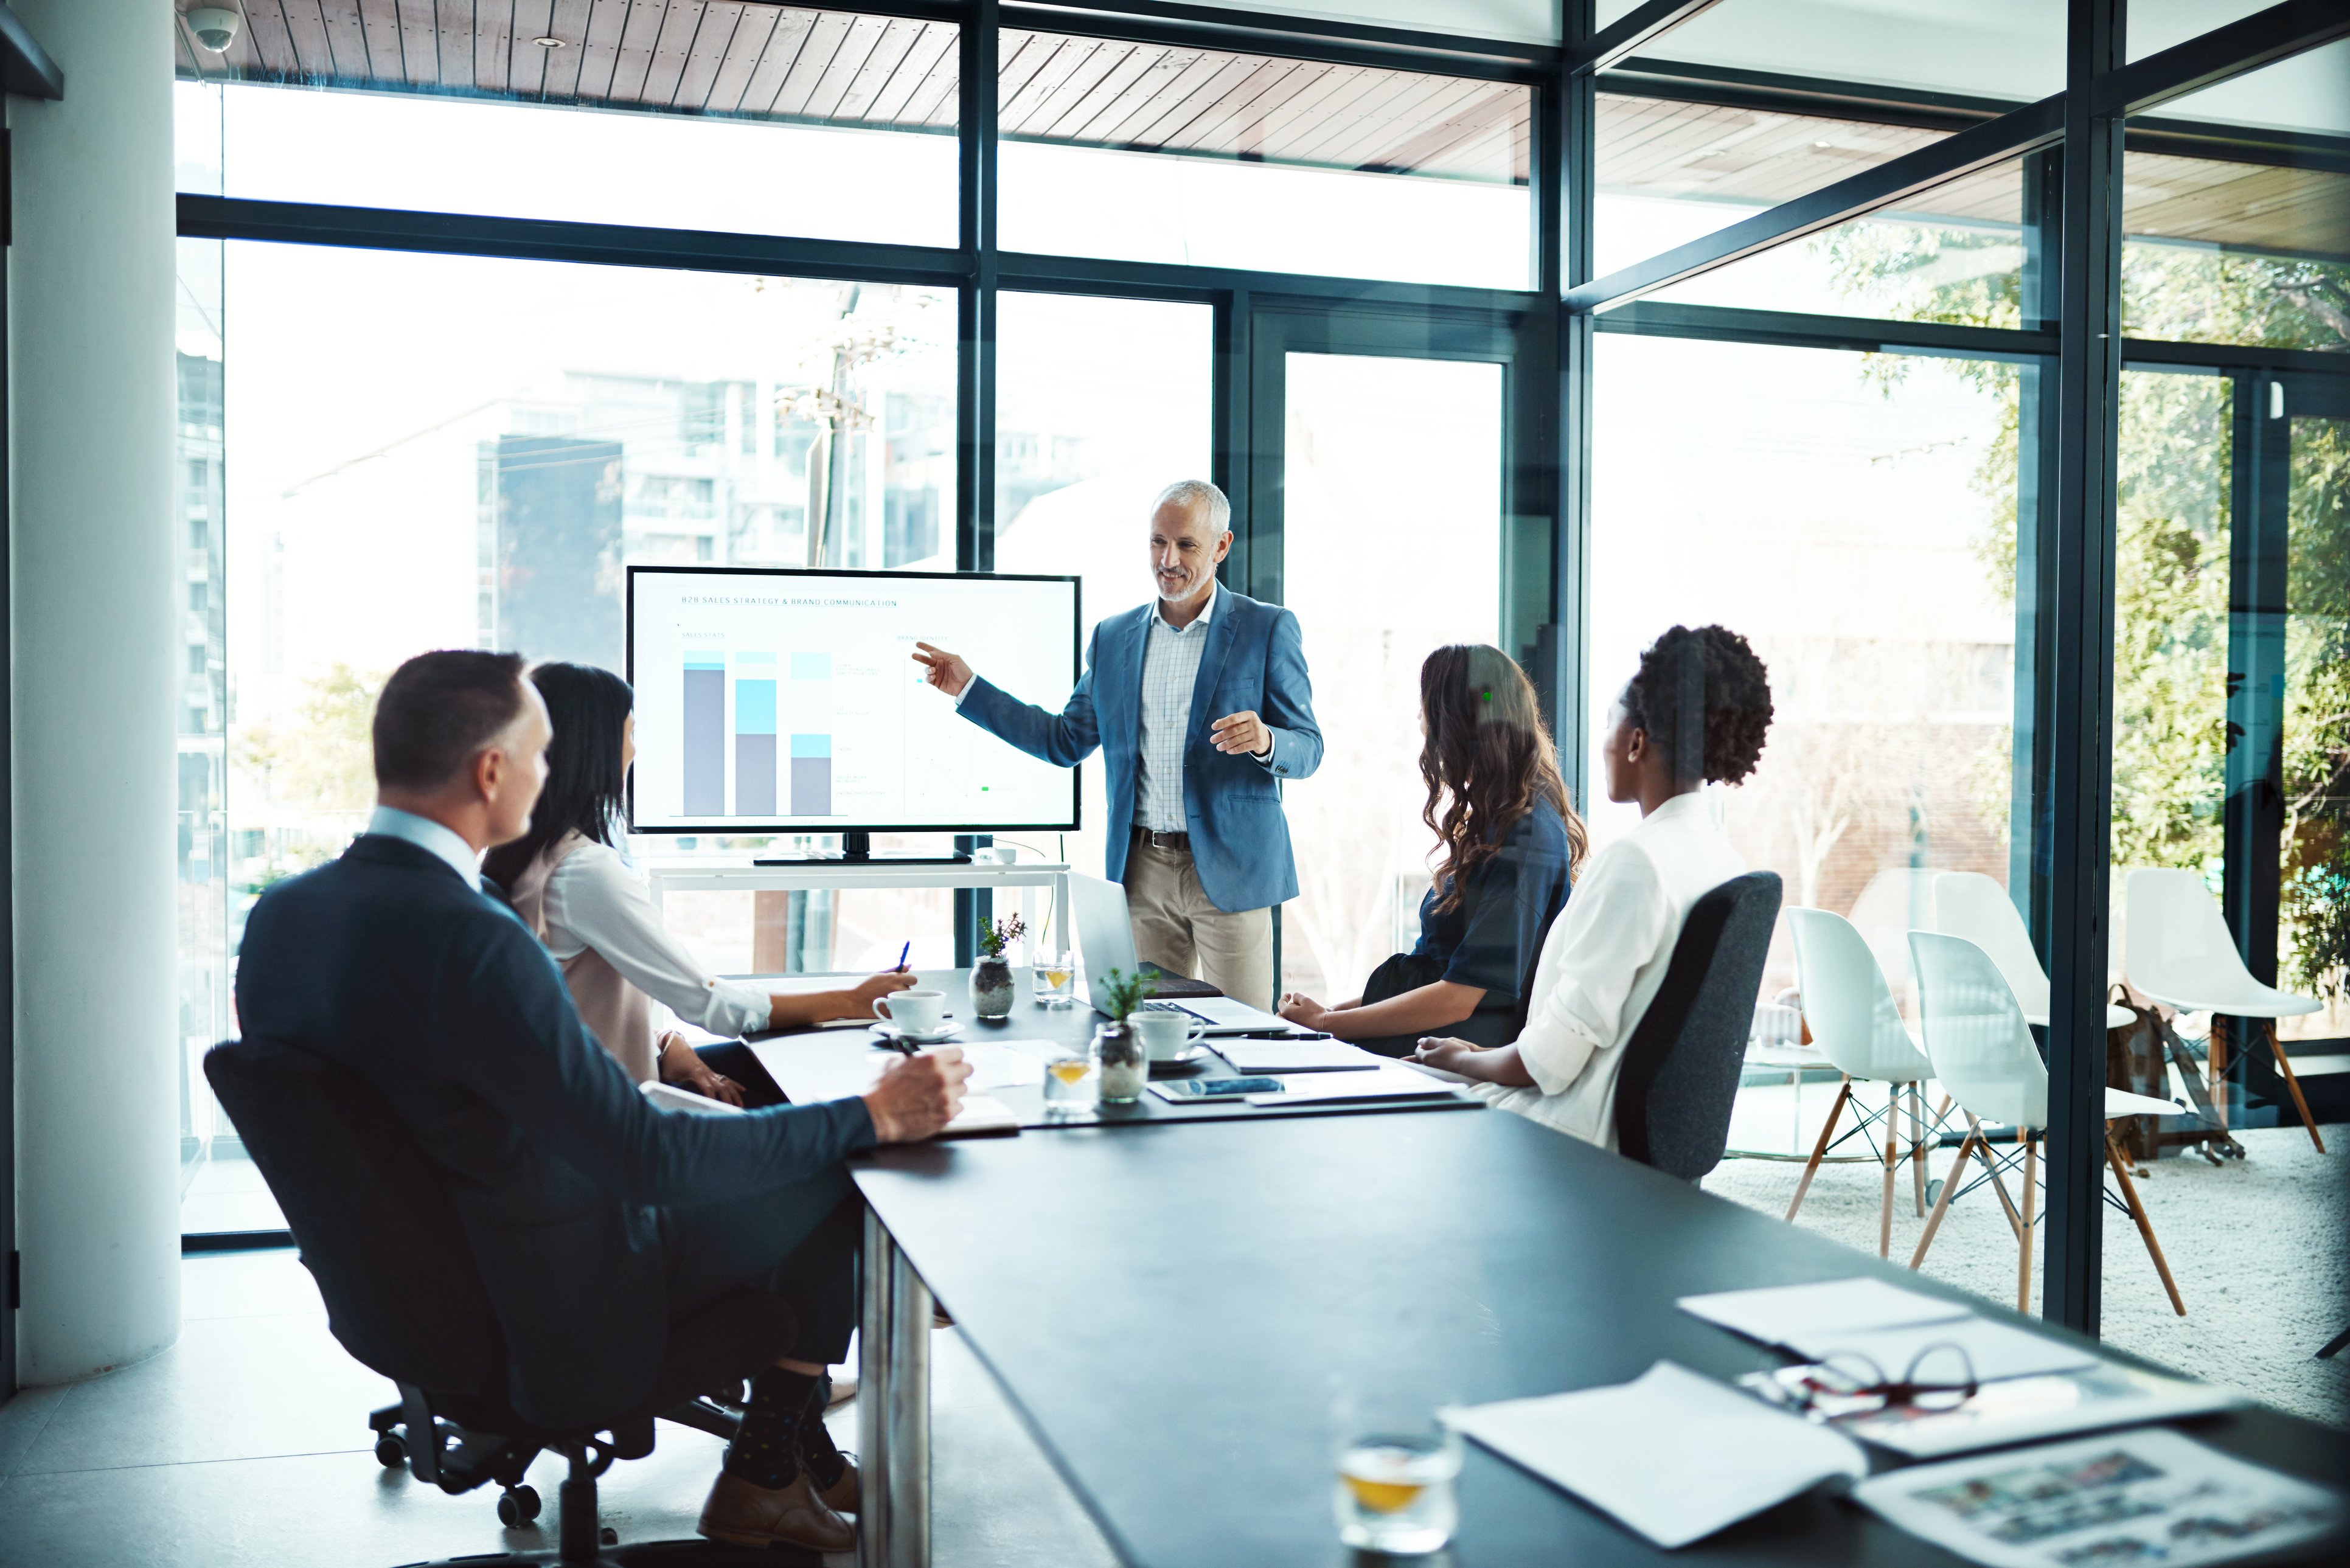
[[745, 974, 2349, 1568]]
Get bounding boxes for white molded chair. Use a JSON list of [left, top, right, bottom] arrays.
[[1784, 908, 1948, 1259], [1933, 872, 2135, 1031], [1908, 931, 2186, 1316], [2124, 869, 2324, 1151], [1846, 868, 1946, 1013]]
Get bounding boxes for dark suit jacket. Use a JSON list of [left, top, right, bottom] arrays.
[[235, 834, 874, 1428], [958, 587, 1323, 911]]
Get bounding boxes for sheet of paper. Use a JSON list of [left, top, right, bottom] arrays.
[[748, 1039, 1041, 1098], [1245, 1062, 1461, 1105], [940, 1095, 1020, 1138], [1679, 1277, 1972, 1347], [1784, 1316, 2098, 1384], [1854, 1428, 2343, 1568], [1217, 1039, 1387, 1073], [1444, 1361, 1866, 1549]]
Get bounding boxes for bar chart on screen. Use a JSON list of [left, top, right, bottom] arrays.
[[630, 567, 1081, 833]]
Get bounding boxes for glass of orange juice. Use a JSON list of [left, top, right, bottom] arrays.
[[1040, 1045, 1096, 1117], [1331, 1392, 1461, 1555]]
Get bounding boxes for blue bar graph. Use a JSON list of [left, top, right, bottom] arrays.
[[682, 654, 725, 815]]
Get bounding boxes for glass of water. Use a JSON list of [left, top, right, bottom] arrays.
[[1033, 950, 1078, 1008], [1039, 1046, 1096, 1117], [1331, 1395, 1461, 1556]]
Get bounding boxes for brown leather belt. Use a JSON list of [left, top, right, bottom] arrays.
[[1132, 826, 1191, 853]]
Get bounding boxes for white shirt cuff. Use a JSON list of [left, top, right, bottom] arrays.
[[703, 977, 773, 1039], [951, 679, 973, 709]]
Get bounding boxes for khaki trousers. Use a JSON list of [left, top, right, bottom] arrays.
[[1122, 836, 1276, 1011]]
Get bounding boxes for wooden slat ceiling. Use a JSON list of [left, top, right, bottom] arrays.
[[179, 2, 1531, 183], [1599, 94, 2348, 258]]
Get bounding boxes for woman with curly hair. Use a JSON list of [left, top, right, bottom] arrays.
[[1278, 644, 1584, 1055], [1414, 625, 1773, 1144]]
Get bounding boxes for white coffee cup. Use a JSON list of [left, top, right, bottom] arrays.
[[874, 990, 947, 1035], [1130, 1008, 1208, 1061]]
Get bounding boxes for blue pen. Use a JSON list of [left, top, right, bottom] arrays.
[[895, 941, 911, 972]]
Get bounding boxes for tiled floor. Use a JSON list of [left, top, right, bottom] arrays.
[[0, 1250, 1118, 1568], [179, 1153, 288, 1237]]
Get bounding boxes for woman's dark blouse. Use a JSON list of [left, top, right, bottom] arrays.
[[1410, 800, 1574, 1005]]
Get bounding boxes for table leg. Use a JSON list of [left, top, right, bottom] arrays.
[[861, 1208, 931, 1568]]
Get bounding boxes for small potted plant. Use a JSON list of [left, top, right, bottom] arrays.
[[970, 912, 1026, 1019], [1091, 967, 1155, 1103]]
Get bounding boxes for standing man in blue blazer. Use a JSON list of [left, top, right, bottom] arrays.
[[912, 480, 1321, 1008]]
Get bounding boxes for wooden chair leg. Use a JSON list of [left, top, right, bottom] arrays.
[[1908, 1083, 1929, 1218], [1910, 1126, 1981, 1270], [1787, 1078, 1851, 1223], [2104, 1128, 2186, 1316], [1879, 1088, 1898, 1260], [2017, 1131, 2038, 1315], [2209, 1014, 2229, 1131], [2264, 1020, 2326, 1154], [1966, 1113, 2025, 1241]]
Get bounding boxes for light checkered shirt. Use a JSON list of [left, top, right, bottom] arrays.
[[1135, 587, 1219, 832]]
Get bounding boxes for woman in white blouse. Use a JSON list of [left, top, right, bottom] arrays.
[[1413, 626, 1773, 1146], [482, 662, 913, 1106]]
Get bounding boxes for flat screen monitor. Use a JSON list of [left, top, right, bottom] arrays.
[[627, 566, 1081, 834]]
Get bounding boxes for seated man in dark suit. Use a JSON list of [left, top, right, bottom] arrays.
[[236, 650, 969, 1553]]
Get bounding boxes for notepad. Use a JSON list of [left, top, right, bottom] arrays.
[[1679, 1277, 1971, 1347], [1218, 1039, 1387, 1073], [1444, 1362, 1866, 1549]]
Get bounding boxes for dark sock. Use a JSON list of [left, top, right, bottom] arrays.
[[797, 1374, 849, 1490], [723, 1369, 817, 1490]]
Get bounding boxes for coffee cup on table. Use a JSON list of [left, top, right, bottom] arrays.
[[1131, 1008, 1207, 1061], [875, 990, 947, 1035]]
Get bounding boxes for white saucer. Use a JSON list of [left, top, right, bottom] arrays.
[[1149, 1043, 1212, 1066], [871, 1022, 961, 1046]]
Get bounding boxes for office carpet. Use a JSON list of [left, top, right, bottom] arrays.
[[1704, 1123, 2350, 1431]]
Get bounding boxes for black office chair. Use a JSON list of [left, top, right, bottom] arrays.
[[1613, 871, 1785, 1181], [203, 1038, 816, 1567]]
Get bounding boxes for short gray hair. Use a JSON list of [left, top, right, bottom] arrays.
[[1153, 479, 1231, 535]]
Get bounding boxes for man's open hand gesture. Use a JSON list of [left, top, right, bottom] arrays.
[[911, 643, 973, 699]]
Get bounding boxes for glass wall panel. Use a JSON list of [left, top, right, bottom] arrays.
[[1625, 151, 2033, 324], [1278, 352, 1504, 1004], [1634, 1, 2062, 102], [2135, 36, 2350, 137], [1590, 333, 2023, 1190], [992, 291, 1216, 938], [175, 5, 960, 246], [2281, 403, 2349, 1043], [997, 30, 1532, 288], [1180, 0, 1558, 45]]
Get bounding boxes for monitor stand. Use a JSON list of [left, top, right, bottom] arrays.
[[754, 831, 973, 867]]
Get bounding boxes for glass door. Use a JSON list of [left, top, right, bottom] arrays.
[[1237, 303, 1543, 1003]]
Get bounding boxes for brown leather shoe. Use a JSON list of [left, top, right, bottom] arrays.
[[698, 1469, 855, 1552], [818, 1458, 861, 1516]]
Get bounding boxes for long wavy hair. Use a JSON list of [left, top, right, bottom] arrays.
[[1419, 644, 1586, 912], [481, 662, 634, 890]]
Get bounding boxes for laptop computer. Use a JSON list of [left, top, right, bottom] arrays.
[[1067, 871, 1299, 1035]]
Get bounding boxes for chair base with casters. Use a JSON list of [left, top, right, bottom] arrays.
[[367, 1395, 746, 1533]]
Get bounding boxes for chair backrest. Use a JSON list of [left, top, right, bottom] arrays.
[[1785, 907, 1933, 1083], [1908, 932, 2047, 1131], [1615, 871, 1784, 1181], [203, 1038, 505, 1398], [2124, 867, 2258, 1008], [1846, 868, 1945, 1009], [1933, 872, 2049, 1018]]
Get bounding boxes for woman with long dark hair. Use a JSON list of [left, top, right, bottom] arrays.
[[1277, 644, 1585, 1055], [1414, 625, 1773, 1145], [483, 662, 912, 1105]]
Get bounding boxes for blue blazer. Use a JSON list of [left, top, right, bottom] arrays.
[[235, 835, 874, 1429], [959, 588, 1322, 912]]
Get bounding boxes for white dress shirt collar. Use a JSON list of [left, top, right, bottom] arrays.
[[367, 804, 483, 892], [1153, 580, 1217, 634]]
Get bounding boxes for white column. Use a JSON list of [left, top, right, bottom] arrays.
[[10, 0, 183, 1382]]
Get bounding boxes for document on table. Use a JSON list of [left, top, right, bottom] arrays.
[[1217, 1039, 1386, 1074], [1784, 1317, 2098, 1384], [1853, 1429, 2343, 1568], [1443, 1361, 1866, 1549], [1679, 1277, 1970, 1345], [1244, 1062, 1462, 1106], [746, 1038, 1035, 1138]]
